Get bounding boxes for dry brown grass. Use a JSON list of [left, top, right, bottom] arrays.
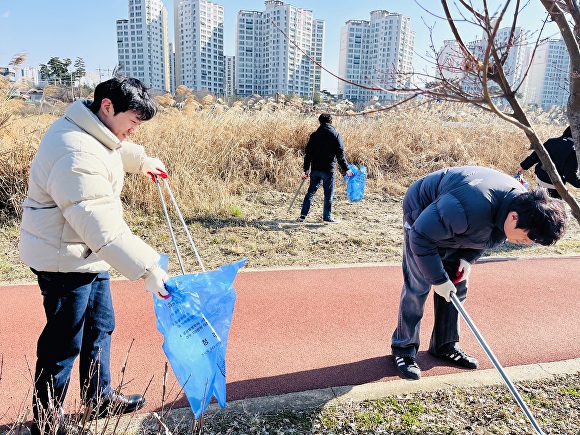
[[1, 77, 577, 284], [114, 101, 565, 217], [0, 76, 567, 219]]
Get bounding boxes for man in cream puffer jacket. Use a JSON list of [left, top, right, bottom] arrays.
[[20, 76, 169, 434]]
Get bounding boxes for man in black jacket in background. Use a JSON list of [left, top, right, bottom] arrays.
[[517, 126, 580, 198], [297, 113, 353, 223]]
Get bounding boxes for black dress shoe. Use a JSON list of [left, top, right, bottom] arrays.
[[89, 393, 145, 419]]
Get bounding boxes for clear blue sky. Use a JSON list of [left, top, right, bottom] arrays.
[[0, 0, 558, 92]]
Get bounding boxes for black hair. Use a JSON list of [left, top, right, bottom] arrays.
[[89, 75, 157, 121], [319, 113, 332, 124], [509, 188, 567, 245], [563, 126, 572, 138]]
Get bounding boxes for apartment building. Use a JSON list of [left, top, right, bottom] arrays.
[[311, 19, 324, 97], [437, 28, 569, 109], [235, 10, 263, 96], [116, 0, 171, 91], [3, 66, 41, 86], [436, 39, 465, 81], [235, 0, 323, 98], [524, 38, 570, 109], [224, 55, 235, 98], [338, 10, 415, 101], [174, 0, 224, 94]]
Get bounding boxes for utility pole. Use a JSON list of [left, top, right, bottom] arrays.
[[96, 67, 114, 83]]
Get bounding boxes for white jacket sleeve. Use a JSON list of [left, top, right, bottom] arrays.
[[119, 141, 146, 174], [49, 150, 158, 280]]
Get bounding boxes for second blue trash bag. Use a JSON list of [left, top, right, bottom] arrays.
[[153, 258, 247, 418], [343, 163, 367, 202]]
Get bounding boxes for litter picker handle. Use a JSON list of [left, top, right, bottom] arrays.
[[287, 178, 306, 213], [153, 175, 206, 274], [154, 174, 186, 275], [450, 292, 545, 435], [161, 177, 206, 272]]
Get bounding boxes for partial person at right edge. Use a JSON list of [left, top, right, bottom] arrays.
[[297, 113, 353, 224], [391, 166, 567, 381], [517, 126, 580, 199]]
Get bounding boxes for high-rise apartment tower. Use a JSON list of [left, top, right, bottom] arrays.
[[174, 0, 224, 94], [524, 38, 570, 109], [236, 0, 324, 97], [338, 10, 414, 101], [116, 0, 170, 91]]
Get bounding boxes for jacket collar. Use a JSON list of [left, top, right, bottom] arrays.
[[319, 123, 335, 132], [64, 99, 123, 151], [493, 187, 521, 234]]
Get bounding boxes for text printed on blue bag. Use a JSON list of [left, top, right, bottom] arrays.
[[166, 299, 221, 351]]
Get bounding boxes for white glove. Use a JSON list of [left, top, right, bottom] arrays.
[[142, 156, 168, 181], [144, 266, 170, 299], [454, 258, 471, 283], [433, 280, 456, 303]]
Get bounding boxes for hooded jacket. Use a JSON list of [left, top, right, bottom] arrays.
[[19, 99, 159, 280], [519, 135, 580, 188], [403, 166, 526, 285], [303, 122, 349, 173]]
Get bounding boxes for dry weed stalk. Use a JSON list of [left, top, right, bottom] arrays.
[[1, 342, 203, 435]]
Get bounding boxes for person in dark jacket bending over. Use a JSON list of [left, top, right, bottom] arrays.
[[517, 126, 580, 199], [392, 166, 567, 380], [297, 113, 353, 223]]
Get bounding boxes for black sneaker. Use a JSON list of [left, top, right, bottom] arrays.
[[394, 355, 421, 380], [323, 217, 339, 223], [297, 215, 306, 222], [434, 348, 479, 369]]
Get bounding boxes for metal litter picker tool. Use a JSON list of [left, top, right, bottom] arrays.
[[287, 178, 306, 213], [153, 175, 205, 273], [450, 292, 545, 434]]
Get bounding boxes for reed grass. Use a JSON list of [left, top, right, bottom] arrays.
[[0, 80, 566, 221]]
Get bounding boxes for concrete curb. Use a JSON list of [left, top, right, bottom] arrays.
[[115, 358, 580, 432]]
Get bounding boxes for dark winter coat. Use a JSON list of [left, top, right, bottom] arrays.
[[403, 166, 526, 285], [519, 136, 580, 188], [303, 123, 349, 173]]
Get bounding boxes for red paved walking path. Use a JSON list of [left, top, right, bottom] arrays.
[[1, 257, 579, 425]]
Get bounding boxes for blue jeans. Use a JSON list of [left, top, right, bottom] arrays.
[[391, 228, 468, 357], [300, 170, 335, 220], [32, 270, 115, 425]]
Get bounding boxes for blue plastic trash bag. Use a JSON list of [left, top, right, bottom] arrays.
[[153, 258, 247, 418], [343, 163, 367, 202]]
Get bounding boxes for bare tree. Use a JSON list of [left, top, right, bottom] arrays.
[[405, 1, 580, 219]]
